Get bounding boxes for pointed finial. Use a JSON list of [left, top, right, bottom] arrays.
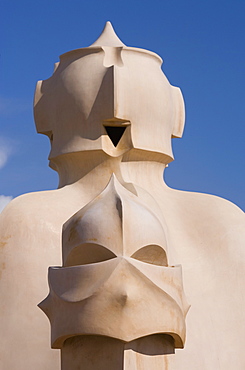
[[90, 21, 125, 47]]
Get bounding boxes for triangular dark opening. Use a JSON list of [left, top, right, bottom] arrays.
[[105, 126, 126, 147]]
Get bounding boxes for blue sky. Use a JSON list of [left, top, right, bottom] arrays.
[[1, 0, 244, 212]]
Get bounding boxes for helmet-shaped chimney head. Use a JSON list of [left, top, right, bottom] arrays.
[[34, 22, 185, 163]]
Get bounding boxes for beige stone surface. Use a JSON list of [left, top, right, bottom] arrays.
[[39, 178, 189, 347], [61, 335, 174, 370], [34, 22, 184, 166], [0, 22, 244, 369]]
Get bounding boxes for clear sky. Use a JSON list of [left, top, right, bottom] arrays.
[[1, 0, 244, 212]]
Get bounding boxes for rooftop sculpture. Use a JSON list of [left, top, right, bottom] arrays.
[[0, 22, 244, 370]]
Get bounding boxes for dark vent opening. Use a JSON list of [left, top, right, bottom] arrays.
[[105, 126, 126, 147]]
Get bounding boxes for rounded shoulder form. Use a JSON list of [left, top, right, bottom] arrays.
[[165, 185, 244, 223], [0, 189, 64, 243], [161, 186, 245, 256], [0, 190, 57, 225]]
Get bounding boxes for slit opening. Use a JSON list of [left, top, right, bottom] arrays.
[[105, 126, 126, 147]]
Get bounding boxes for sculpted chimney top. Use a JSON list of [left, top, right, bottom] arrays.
[[90, 21, 125, 47], [34, 21, 185, 173]]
